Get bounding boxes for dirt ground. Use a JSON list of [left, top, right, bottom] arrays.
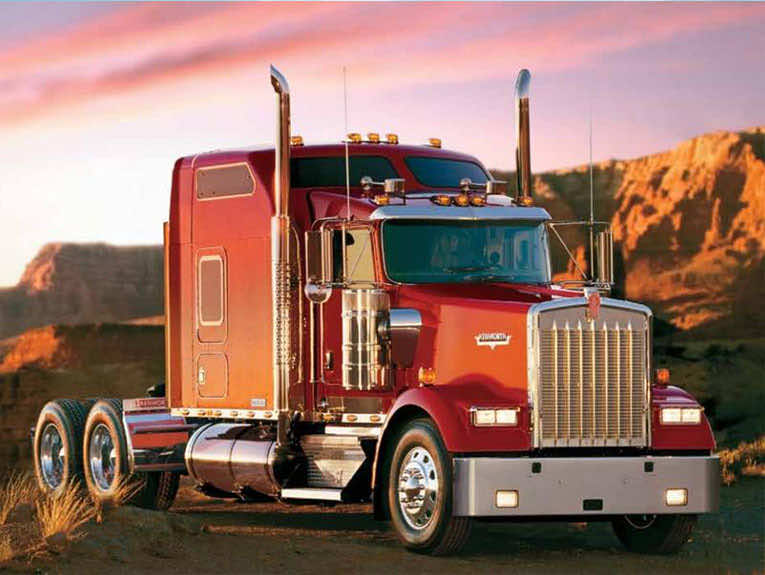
[[4, 477, 762, 575]]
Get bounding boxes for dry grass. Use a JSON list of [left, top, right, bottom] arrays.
[[718, 436, 765, 485], [35, 482, 95, 539], [0, 472, 36, 525], [94, 476, 145, 523]]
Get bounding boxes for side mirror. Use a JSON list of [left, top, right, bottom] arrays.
[[305, 231, 332, 303], [594, 229, 614, 286]]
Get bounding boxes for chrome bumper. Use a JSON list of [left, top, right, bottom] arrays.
[[453, 455, 719, 517]]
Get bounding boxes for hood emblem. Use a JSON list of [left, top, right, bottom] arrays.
[[475, 332, 511, 350], [586, 290, 601, 321]]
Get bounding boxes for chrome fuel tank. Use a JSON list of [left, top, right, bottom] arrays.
[[185, 423, 280, 496]]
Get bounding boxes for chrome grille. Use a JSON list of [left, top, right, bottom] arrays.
[[535, 305, 649, 447]]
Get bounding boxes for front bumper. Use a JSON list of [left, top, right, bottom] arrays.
[[453, 455, 719, 517]]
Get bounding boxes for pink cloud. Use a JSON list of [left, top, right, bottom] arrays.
[[0, 3, 763, 125]]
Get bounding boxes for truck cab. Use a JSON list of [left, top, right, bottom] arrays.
[[32, 66, 718, 557]]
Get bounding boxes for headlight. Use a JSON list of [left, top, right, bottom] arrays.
[[470, 407, 519, 427], [660, 406, 703, 425]]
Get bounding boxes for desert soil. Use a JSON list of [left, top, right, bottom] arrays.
[[4, 477, 762, 575]]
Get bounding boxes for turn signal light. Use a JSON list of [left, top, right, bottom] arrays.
[[418, 367, 437, 385], [385, 133, 399, 144], [431, 194, 452, 206], [453, 194, 470, 207], [367, 132, 380, 143], [347, 132, 362, 144], [655, 368, 671, 386]]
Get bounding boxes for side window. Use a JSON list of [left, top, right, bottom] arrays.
[[331, 228, 375, 283], [198, 255, 224, 326]]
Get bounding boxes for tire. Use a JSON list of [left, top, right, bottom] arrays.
[[387, 418, 472, 555], [612, 514, 697, 554], [82, 399, 131, 505], [83, 398, 180, 510], [131, 471, 180, 511], [33, 399, 93, 495]]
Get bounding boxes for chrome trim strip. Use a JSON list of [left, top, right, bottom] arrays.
[[370, 205, 551, 221]]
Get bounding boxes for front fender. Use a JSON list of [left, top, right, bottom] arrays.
[[651, 385, 715, 451], [380, 384, 531, 455]]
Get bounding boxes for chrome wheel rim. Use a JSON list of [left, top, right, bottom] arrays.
[[89, 423, 116, 491], [397, 445, 438, 531], [40, 423, 66, 489], [625, 514, 657, 530]]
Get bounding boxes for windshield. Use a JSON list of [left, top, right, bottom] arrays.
[[405, 156, 489, 188], [382, 220, 551, 284]]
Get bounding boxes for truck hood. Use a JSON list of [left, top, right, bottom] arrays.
[[394, 283, 579, 398]]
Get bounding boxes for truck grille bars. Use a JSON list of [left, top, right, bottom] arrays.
[[532, 302, 650, 448]]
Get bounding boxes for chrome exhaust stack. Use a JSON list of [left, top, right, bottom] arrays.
[[514, 69, 532, 205], [270, 65, 292, 446]]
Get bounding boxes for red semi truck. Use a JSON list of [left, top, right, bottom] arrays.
[[32, 67, 718, 556]]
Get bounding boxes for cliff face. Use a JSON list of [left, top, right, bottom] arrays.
[[495, 127, 765, 335], [0, 243, 163, 339]]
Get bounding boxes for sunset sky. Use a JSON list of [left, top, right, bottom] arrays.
[[1, 2, 764, 287]]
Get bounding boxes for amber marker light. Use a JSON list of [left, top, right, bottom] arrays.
[[428, 138, 442, 148], [290, 135, 304, 146], [418, 367, 437, 385], [517, 195, 534, 206], [372, 194, 390, 206], [453, 194, 470, 207], [347, 132, 362, 143], [431, 194, 452, 206], [469, 194, 487, 206], [385, 133, 399, 144], [367, 132, 380, 143], [655, 368, 671, 386]]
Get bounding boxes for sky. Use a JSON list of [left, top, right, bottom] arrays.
[[1, 2, 764, 287]]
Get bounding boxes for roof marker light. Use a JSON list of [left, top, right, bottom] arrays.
[[385, 133, 399, 144], [290, 135, 304, 146], [453, 194, 470, 207], [347, 132, 362, 144], [367, 132, 380, 143], [428, 138, 442, 148], [431, 194, 452, 206]]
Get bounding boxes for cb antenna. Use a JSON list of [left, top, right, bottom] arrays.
[[589, 99, 594, 225], [343, 66, 351, 220], [342, 66, 350, 282]]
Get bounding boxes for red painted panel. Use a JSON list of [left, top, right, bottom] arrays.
[[651, 385, 715, 450]]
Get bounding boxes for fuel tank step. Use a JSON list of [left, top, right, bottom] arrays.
[[280, 487, 343, 502]]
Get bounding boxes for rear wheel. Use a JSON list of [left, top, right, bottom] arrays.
[[83, 399, 130, 504], [612, 514, 697, 554], [82, 399, 179, 510], [33, 399, 93, 495], [387, 418, 472, 555]]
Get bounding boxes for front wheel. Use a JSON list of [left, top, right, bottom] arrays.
[[387, 418, 472, 555], [612, 514, 697, 554]]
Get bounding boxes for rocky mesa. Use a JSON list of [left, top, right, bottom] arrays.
[[0, 243, 163, 339], [495, 126, 765, 336]]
